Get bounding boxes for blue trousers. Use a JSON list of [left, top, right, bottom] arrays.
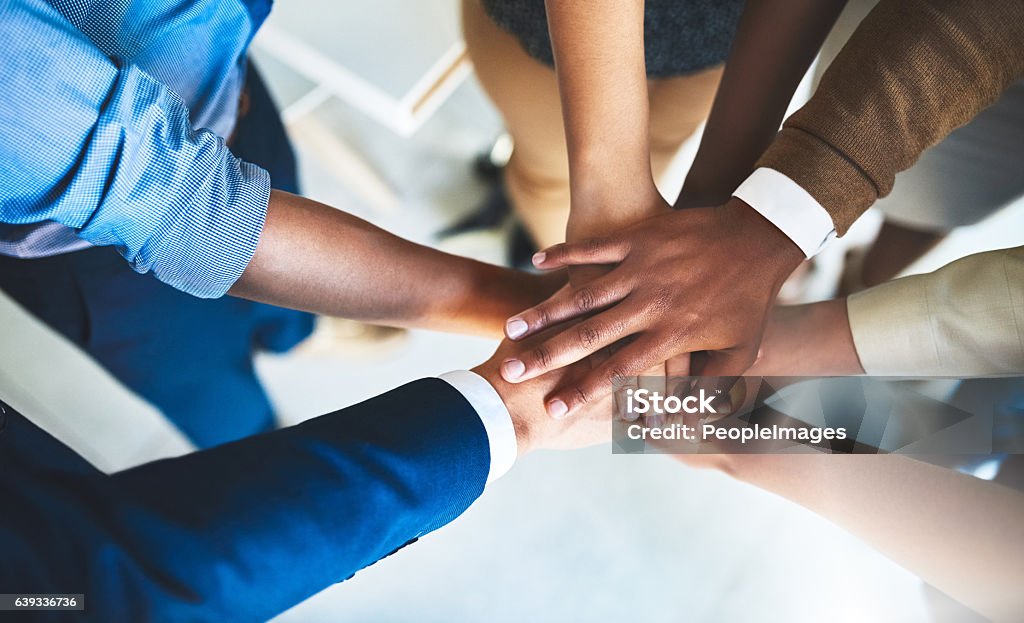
[[0, 63, 314, 448]]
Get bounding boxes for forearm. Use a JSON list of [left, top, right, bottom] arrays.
[[756, 247, 1024, 378], [99, 380, 485, 621], [757, 0, 1024, 234], [679, 0, 847, 207], [231, 190, 551, 336], [544, 0, 658, 232], [730, 454, 1024, 623]]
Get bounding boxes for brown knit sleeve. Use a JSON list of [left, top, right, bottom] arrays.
[[756, 0, 1024, 235]]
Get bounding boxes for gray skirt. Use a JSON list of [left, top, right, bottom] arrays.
[[481, 0, 745, 78]]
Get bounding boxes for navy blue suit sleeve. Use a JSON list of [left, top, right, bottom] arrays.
[[0, 378, 491, 622]]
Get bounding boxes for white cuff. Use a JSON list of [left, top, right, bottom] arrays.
[[439, 370, 517, 486], [733, 167, 837, 258]]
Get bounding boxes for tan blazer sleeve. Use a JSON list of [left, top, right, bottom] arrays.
[[847, 246, 1024, 376], [757, 0, 1024, 234]]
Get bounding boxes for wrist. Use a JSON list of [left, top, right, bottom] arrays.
[[675, 178, 734, 211], [484, 267, 561, 320], [570, 139, 650, 188], [785, 299, 864, 375], [566, 184, 666, 241], [470, 363, 534, 455], [720, 197, 804, 282], [810, 298, 865, 375], [757, 299, 865, 376]]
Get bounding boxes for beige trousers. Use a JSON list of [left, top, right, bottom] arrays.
[[462, 0, 723, 248]]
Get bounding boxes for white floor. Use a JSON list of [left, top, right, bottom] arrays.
[[3, 2, 1023, 621]]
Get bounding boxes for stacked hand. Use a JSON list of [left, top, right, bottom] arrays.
[[473, 331, 615, 454], [499, 198, 804, 419]]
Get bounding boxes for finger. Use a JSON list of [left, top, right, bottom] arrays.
[[665, 353, 691, 379], [665, 354, 692, 421], [501, 304, 644, 384], [545, 336, 669, 419], [505, 276, 632, 340], [532, 236, 631, 270], [689, 348, 759, 423], [638, 364, 666, 427], [613, 375, 639, 422]]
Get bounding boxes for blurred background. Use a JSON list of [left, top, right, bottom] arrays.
[[2, 1, 1022, 621]]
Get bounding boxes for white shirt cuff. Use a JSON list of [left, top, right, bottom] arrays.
[[439, 370, 517, 486], [733, 167, 837, 258]]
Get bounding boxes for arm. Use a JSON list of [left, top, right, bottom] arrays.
[[750, 246, 1024, 378], [539, 0, 675, 393], [846, 246, 1024, 376], [678, 0, 847, 207], [1, 382, 490, 622], [748, 298, 865, 376], [757, 0, 1024, 235], [497, 0, 846, 410], [544, 0, 666, 240], [719, 454, 1024, 623], [498, 0, 1024, 416], [230, 190, 558, 336], [0, 0, 265, 299], [0, 337, 610, 622], [499, 0, 844, 396], [0, 0, 553, 337]]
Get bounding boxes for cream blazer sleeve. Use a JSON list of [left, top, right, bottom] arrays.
[[847, 246, 1024, 376]]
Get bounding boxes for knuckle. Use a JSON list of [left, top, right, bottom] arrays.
[[583, 237, 606, 258], [577, 322, 602, 348], [571, 385, 591, 407], [606, 366, 631, 386], [646, 288, 674, 316], [573, 287, 597, 312], [532, 345, 554, 369], [666, 325, 691, 347], [532, 305, 551, 328]]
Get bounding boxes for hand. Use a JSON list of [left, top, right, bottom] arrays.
[[561, 188, 681, 407], [472, 333, 614, 454], [499, 197, 804, 418], [563, 184, 671, 291]]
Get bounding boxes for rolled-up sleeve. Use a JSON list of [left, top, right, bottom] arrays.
[[0, 0, 269, 298]]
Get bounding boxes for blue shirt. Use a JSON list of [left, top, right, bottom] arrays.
[[0, 0, 274, 298]]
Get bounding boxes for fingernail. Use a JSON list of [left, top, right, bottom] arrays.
[[547, 399, 569, 419], [506, 318, 528, 339], [532, 251, 546, 265], [501, 358, 526, 381]]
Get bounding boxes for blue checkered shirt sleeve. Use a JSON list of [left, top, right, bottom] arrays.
[[0, 0, 270, 298]]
